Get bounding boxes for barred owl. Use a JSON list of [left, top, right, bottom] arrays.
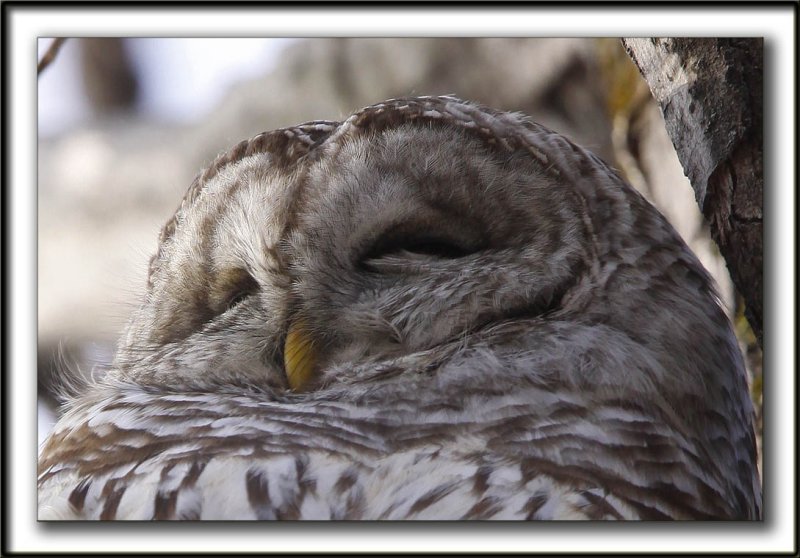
[[38, 96, 761, 520]]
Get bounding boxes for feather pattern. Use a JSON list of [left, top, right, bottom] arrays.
[[38, 97, 761, 520]]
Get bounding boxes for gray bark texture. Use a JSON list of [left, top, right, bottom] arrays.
[[622, 38, 763, 347]]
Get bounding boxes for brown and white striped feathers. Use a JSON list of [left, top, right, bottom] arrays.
[[38, 96, 761, 520]]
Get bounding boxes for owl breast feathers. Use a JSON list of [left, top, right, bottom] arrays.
[[38, 96, 761, 520]]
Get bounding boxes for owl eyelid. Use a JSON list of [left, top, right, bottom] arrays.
[[225, 290, 252, 311], [215, 268, 260, 313], [358, 234, 475, 270]]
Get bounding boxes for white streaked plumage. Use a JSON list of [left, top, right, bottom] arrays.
[[39, 96, 761, 520]]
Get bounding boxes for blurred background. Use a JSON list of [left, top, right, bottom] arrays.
[[37, 38, 761, 464]]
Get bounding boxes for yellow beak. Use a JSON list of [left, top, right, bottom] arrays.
[[284, 318, 318, 392]]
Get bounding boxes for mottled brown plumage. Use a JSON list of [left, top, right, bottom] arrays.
[[38, 96, 761, 520]]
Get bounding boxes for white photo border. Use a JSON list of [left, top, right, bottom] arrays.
[[5, 3, 795, 554]]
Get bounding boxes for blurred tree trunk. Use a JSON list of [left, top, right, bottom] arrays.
[[622, 38, 763, 347], [80, 38, 139, 113]]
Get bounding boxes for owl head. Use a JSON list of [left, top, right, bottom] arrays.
[[44, 96, 760, 520], [112, 96, 746, 404]]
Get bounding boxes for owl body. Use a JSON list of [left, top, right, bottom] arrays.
[[39, 97, 761, 520]]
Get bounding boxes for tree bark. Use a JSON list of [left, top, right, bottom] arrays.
[[622, 38, 763, 347]]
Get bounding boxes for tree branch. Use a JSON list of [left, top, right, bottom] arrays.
[[38, 37, 68, 76], [622, 38, 763, 347]]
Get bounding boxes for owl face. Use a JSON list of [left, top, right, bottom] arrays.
[[116, 118, 586, 394], [41, 97, 760, 520], [115, 96, 738, 406]]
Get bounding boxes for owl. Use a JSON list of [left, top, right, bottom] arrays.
[[38, 96, 761, 520]]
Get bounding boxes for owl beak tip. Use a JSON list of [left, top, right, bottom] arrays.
[[284, 318, 319, 392]]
